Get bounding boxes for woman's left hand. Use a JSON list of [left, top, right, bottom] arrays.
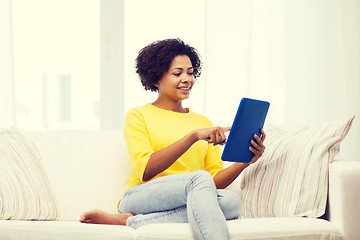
[[248, 129, 266, 164]]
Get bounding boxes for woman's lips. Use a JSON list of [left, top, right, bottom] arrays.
[[177, 86, 191, 94], [177, 84, 191, 90]]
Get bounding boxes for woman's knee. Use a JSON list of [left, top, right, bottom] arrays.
[[217, 190, 242, 220], [193, 170, 212, 179], [187, 170, 216, 190], [192, 170, 214, 183]]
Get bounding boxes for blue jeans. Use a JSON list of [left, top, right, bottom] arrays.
[[118, 170, 242, 240]]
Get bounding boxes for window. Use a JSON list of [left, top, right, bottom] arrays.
[[5, 0, 206, 129], [11, 0, 100, 129]]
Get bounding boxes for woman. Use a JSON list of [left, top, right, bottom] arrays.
[[80, 38, 266, 240]]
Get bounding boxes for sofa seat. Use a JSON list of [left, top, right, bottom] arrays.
[[0, 217, 341, 240], [134, 218, 342, 240], [0, 220, 135, 240]]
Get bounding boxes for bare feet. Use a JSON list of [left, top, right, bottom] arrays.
[[79, 209, 133, 225]]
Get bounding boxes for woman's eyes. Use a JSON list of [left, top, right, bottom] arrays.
[[173, 72, 194, 76]]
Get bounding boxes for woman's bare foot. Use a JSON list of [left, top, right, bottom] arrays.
[[79, 209, 133, 225]]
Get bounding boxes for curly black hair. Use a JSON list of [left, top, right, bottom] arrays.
[[135, 38, 202, 92]]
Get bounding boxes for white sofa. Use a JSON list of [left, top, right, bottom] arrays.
[[0, 129, 359, 240]]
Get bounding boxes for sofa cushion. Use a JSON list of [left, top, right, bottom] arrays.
[[22, 130, 132, 220], [134, 218, 342, 240], [239, 116, 354, 218], [0, 220, 135, 240], [0, 129, 59, 220]]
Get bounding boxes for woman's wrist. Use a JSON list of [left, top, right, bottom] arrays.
[[190, 129, 200, 142], [234, 162, 251, 169]]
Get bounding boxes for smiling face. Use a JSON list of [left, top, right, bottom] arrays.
[[154, 55, 195, 103]]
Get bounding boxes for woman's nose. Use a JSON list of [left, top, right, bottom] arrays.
[[181, 76, 193, 83]]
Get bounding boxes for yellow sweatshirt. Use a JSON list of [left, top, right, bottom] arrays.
[[124, 103, 224, 190]]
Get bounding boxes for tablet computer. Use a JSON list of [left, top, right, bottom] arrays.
[[221, 97, 270, 163]]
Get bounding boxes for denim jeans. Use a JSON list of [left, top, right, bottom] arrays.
[[118, 170, 242, 240]]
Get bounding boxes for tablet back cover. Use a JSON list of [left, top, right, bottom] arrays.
[[222, 98, 269, 163]]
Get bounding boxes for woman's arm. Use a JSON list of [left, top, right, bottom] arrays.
[[213, 130, 266, 189], [143, 131, 197, 181], [143, 126, 231, 181], [213, 162, 250, 189]]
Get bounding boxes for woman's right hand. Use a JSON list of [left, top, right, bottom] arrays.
[[193, 126, 231, 146]]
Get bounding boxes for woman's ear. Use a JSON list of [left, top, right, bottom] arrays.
[[154, 82, 159, 88]]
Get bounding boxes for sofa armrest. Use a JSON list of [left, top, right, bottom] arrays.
[[328, 160, 360, 240]]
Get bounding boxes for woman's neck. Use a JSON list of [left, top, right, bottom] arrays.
[[152, 99, 188, 113]]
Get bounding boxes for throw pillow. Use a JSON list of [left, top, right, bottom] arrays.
[[0, 129, 59, 220], [239, 116, 355, 218]]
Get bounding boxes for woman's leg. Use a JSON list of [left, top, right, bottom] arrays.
[[217, 189, 242, 220], [81, 171, 242, 239], [120, 189, 241, 228], [119, 170, 228, 240]]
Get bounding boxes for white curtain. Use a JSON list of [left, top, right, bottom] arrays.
[[205, 0, 360, 160], [122, 0, 206, 115], [0, 0, 15, 128]]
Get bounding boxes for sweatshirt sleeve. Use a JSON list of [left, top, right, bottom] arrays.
[[124, 109, 154, 182], [202, 117, 224, 177], [204, 143, 224, 178]]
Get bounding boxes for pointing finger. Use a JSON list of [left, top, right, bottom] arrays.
[[222, 126, 231, 132]]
